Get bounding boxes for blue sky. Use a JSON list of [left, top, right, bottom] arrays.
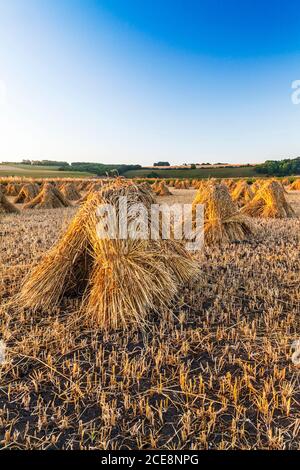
[[0, 0, 299, 165]]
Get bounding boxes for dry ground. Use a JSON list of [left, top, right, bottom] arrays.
[[0, 190, 300, 449]]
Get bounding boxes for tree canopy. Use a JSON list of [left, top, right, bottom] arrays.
[[255, 157, 300, 176]]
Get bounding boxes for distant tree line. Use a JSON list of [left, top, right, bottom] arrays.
[[20, 159, 142, 176], [255, 157, 300, 176], [22, 159, 69, 167], [65, 162, 142, 176]]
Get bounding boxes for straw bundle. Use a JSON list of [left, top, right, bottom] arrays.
[[194, 180, 205, 189], [60, 183, 81, 201], [14, 183, 40, 204], [17, 180, 198, 330], [282, 178, 291, 187], [174, 180, 189, 189], [139, 181, 152, 193], [24, 183, 71, 210], [224, 179, 236, 190], [241, 180, 296, 218], [151, 179, 161, 192], [278, 180, 288, 194], [80, 181, 103, 199], [183, 180, 189, 189], [192, 183, 255, 244], [0, 190, 20, 215], [79, 182, 106, 204], [5, 183, 22, 197], [79, 181, 91, 191], [289, 179, 300, 191], [155, 181, 171, 196], [231, 181, 254, 207], [251, 179, 267, 194], [194, 180, 206, 192]]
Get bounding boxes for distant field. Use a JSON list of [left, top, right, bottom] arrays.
[[0, 164, 94, 178], [1, 163, 264, 180], [123, 166, 261, 179]]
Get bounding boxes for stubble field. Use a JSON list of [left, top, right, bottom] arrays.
[[0, 189, 300, 449]]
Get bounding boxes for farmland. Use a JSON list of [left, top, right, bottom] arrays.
[[0, 179, 300, 450], [0, 164, 94, 179], [0, 163, 263, 180]]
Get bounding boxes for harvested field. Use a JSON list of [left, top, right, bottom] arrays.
[[0, 187, 300, 449], [2, 0, 300, 456]]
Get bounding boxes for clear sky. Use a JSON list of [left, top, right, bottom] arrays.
[[0, 0, 300, 165]]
